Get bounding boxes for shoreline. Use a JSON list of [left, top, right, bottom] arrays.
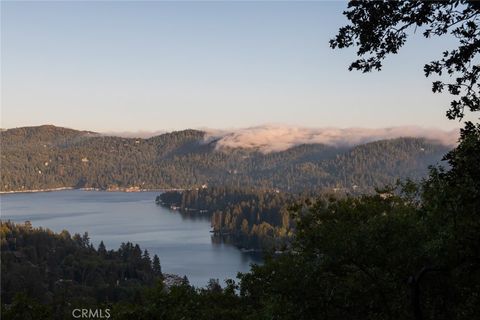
[[0, 187, 183, 195], [0, 187, 75, 194]]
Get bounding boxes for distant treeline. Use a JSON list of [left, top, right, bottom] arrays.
[[1, 125, 449, 193]]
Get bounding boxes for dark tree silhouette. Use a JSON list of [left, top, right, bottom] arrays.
[[98, 240, 107, 255], [330, 0, 480, 120], [152, 254, 162, 275]]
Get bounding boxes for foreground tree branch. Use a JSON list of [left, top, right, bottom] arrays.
[[330, 0, 480, 120]]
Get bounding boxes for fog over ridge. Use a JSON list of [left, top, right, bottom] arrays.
[[102, 125, 458, 153], [203, 125, 458, 153]]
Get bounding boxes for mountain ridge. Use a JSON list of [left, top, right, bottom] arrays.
[[1, 124, 457, 148], [1, 125, 451, 193]]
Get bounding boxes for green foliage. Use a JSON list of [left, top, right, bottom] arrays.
[[1, 294, 52, 320], [240, 195, 424, 320], [112, 280, 248, 320]]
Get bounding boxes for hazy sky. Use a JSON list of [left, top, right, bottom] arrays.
[[1, 1, 466, 132]]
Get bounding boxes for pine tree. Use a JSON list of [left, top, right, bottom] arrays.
[[152, 254, 162, 275], [81, 232, 90, 247], [142, 250, 152, 271], [98, 241, 107, 256]]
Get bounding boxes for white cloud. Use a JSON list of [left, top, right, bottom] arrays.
[[204, 125, 458, 153]]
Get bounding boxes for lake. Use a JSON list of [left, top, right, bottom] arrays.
[[0, 190, 262, 287]]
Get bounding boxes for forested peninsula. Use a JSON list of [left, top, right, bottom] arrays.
[[157, 187, 301, 250]]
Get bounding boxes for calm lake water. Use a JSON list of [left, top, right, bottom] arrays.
[[0, 190, 262, 287]]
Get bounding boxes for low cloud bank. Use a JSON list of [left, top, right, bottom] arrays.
[[205, 125, 458, 153], [101, 125, 458, 153]]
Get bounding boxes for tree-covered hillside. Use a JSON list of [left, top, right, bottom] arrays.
[[0, 221, 163, 319], [0, 125, 450, 193]]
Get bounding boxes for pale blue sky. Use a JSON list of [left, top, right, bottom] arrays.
[[1, 1, 465, 132]]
